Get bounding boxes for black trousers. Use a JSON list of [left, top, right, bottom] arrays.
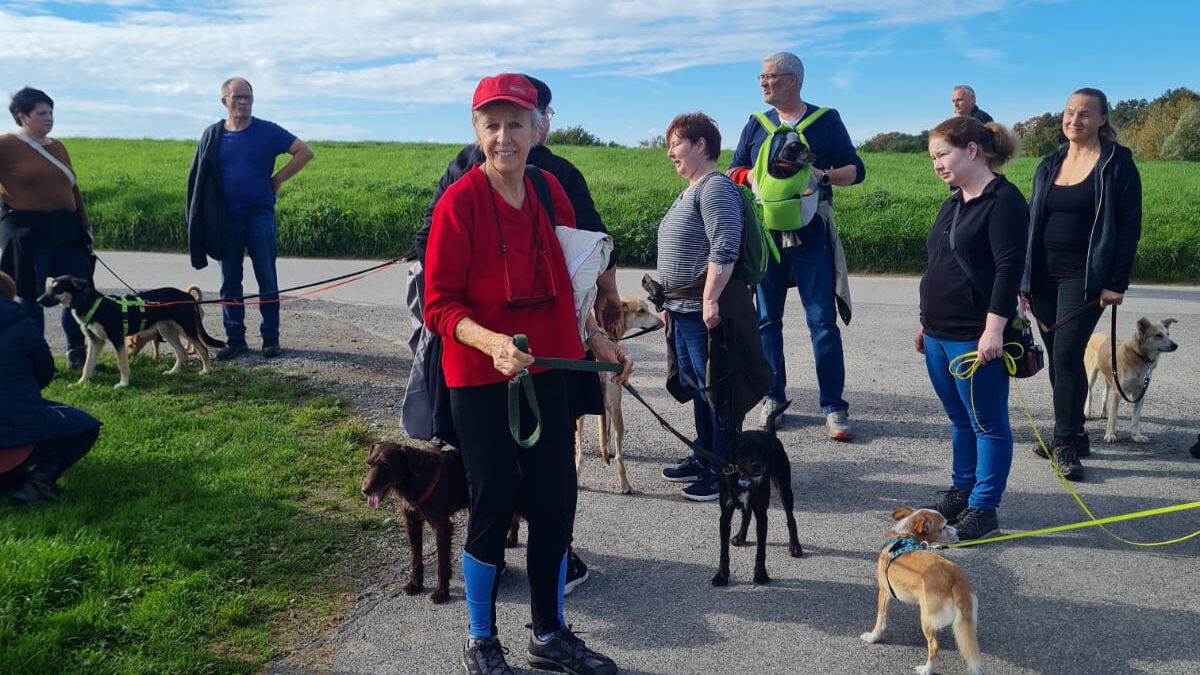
[[1029, 277, 1104, 439], [451, 370, 574, 635]]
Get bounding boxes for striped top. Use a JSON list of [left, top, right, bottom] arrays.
[[656, 171, 743, 313]]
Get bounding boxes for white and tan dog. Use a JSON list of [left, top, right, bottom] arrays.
[[1084, 317, 1178, 443], [574, 296, 663, 494], [861, 507, 982, 675]]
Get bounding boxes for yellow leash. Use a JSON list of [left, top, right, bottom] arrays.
[[947, 346, 1200, 548]]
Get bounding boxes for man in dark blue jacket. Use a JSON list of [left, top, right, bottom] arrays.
[[0, 271, 100, 505], [725, 51, 865, 442]]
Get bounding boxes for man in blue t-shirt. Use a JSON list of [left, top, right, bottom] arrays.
[[725, 51, 865, 442], [186, 77, 313, 359]]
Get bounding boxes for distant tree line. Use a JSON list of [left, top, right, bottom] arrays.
[[857, 87, 1200, 161], [546, 125, 621, 147]]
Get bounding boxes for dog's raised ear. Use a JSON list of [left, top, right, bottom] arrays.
[[891, 507, 915, 521], [1162, 318, 1178, 329], [1136, 317, 1152, 339]]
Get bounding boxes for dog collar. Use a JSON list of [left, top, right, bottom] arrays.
[[883, 536, 927, 561], [410, 460, 443, 509]]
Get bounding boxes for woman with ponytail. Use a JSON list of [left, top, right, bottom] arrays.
[[1021, 88, 1142, 481], [916, 117, 1028, 541]]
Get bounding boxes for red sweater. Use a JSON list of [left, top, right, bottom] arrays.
[[425, 166, 582, 387]]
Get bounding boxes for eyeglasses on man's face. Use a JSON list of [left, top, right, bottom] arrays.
[[758, 72, 794, 84]]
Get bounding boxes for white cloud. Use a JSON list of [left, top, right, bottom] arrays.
[[1, 0, 1019, 139]]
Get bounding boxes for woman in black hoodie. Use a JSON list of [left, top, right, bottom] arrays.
[[917, 117, 1026, 541], [1021, 88, 1142, 481]]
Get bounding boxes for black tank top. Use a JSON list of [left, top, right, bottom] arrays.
[[1040, 171, 1095, 280]]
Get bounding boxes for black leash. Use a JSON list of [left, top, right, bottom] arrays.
[[620, 381, 739, 476], [90, 251, 140, 295], [1035, 297, 1103, 333], [615, 323, 663, 342], [1110, 304, 1152, 404]]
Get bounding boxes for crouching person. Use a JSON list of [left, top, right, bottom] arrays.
[[0, 271, 100, 505]]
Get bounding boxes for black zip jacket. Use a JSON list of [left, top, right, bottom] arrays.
[[920, 174, 1029, 341], [413, 144, 611, 265], [185, 121, 226, 270], [1021, 141, 1142, 298]]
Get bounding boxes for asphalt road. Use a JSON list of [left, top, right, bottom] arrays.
[[90, 251, 1200, 675]]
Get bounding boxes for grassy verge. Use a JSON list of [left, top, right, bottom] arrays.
[[68, 139, 1200, 282], [0, 358, 371, 674]]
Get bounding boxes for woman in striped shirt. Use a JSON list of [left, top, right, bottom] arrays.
[[656, 112, 753, 502]]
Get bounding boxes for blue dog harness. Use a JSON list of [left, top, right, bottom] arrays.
[[882, 536, 928, 599]]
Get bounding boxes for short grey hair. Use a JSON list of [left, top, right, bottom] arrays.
[[221, 77, 253, 97], [953, 84, 976, 99], [471, 105, 546, 137], [764, 51, 804, 91]]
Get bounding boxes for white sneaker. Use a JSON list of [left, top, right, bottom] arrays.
[[826, 411, 852, 442], [758, 399, 788, 430]]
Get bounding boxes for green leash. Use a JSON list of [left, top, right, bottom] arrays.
[[508, 334, 620, 449]]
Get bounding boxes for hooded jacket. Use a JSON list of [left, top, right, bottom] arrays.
[[1021, 141, 1142, 299], [0, 298, 101, 447]]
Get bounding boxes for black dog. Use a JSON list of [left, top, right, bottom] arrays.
[[712, 401, 803, 587], [38, 275, 224, 388]]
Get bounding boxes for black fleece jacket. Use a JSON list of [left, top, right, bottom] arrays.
[[413, 144, 611, 265], [185, 121, 226, 270], [920, 174, 1029, 341], [1021, 141, 1142, 298]]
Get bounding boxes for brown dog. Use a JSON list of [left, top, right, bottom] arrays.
[[1084, 317, 1179, 443], [574, 296, 663, 494], [861, 507, 982, 675], [361, 440, 520, 604]]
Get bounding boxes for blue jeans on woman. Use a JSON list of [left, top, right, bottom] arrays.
[[755, 221, 848, 414], [219, 210, 280, 345], [923, 333, 1013, 510], [671, 310, 736, 469]]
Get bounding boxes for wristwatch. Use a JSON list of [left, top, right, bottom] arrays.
[[819, 169, 832, 186]]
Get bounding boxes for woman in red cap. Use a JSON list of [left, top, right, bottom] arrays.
[[424, 73, 629, 675]]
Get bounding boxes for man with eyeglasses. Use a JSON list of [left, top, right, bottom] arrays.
[[406, 75, 614, 597], [186, 77, 313, 360], [725, 51, 865, 442]]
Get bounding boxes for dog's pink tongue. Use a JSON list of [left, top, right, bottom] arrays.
[[367, 494, 381, 509]]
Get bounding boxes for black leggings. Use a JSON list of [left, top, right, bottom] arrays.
[[1029, 277, 1104, 439], [450, 370, 574, 634]]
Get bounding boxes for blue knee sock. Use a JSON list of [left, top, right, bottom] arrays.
[[462, 551, 498, 639], [555, 550, 567, 629]]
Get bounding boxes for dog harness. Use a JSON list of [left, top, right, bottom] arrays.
[[78, 293, 149, 335], [882, 536, 927, 599]]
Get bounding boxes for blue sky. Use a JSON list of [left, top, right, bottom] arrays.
[[1, 1, 1194, 147]]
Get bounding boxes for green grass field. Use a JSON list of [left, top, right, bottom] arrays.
[[0, 360, 370, 674], [68, 139, 1200, 282]]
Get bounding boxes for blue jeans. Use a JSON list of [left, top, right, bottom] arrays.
[[923, 334, 1013, 510], [671, 311, 736, 468], [219, 210, 279, 344], [28, 241, 90, 353], [755, 222, 847, 414]]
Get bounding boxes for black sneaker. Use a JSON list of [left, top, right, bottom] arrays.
[[67, 347, 86, 370], [924, 488, 969, 523], [10, 478, 60, 506], [1048, 437, 1084, 481], [462, 636, 513, 675], [1073, 430, 1091, 458], [954, 507, 999, 541], [216, 342, 248, 361], [262, 339, 282, 358], [527, 626, 617, 675], [563, 549, 589, 596], [661, 456, 704, 483], [680, 469, 720, 502]]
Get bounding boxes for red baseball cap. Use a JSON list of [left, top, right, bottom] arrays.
[[472, 73, 538, 111]]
